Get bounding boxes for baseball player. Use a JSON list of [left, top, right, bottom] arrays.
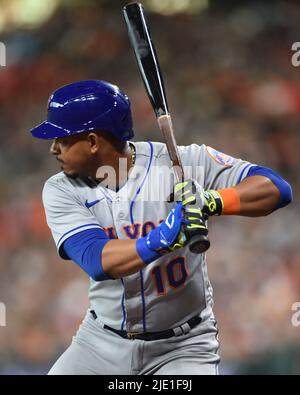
[[31, 80, 292, 375]]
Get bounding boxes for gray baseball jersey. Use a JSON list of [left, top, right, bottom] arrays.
[[43, 141, 254, 335]]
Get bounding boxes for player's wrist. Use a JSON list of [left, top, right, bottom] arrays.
[[217, 188, 241, 215], [202, 190, 224, 216], [203, 188, 240, 215], [136, 235, 162, 264], [136, 232, 186, 266]]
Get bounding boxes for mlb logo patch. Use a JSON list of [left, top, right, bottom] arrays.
[[206, 146, 240, 166]]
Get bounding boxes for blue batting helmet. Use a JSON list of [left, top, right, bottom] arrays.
[[30, 80, 134, 141]]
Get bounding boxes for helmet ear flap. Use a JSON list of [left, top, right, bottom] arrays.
[[112, 105, 134, 141]]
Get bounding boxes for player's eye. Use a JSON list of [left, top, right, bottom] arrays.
[[57, 137, 70, 148]]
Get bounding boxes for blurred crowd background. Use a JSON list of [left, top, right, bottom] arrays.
[[0, 0, 299, 374]]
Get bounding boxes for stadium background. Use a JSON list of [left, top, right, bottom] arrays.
[[0, 0, 299, 374]]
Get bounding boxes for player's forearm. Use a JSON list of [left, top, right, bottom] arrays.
[[102, 239, 146, 278], [234, 175, 280, 216], [202, 168, 292, 217]]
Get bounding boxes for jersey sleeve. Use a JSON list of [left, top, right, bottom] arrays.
[[179, 144, 255, 190], [42, 178, 105, 259], [202, 145, 255, 189]]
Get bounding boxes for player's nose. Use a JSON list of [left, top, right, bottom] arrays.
[[50, 139, 60, 155]]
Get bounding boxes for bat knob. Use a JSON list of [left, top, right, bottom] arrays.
[[189, 235, 210, 254]]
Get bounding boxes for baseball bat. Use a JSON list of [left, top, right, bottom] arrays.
[[123, 2, 210, 254]]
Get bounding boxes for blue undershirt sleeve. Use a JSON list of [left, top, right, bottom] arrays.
[[62, 228, 113, 281], [245, 165, 293, 209]]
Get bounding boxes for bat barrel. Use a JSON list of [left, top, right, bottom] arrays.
[[123, 2, 169, 117]]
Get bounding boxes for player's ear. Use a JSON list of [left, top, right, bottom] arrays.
[[86, 132, 99, 154]]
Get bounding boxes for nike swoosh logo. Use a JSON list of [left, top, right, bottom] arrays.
[[85, 198, 104, 209]]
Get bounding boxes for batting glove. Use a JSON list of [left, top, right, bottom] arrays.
[[174, 179, 209, 245], [174, 180, 223, 216], [136, 202, 188, 264], [201, 190, 223, 216]]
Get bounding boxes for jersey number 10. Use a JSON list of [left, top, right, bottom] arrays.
[[151, 257, 188, 295]]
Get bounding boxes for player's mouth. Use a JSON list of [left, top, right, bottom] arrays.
[[56, 157, 66, 168], [56, 157, 66, 171]]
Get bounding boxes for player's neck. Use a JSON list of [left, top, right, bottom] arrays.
[[95, 142, 134, 191], [115, 142, 135, 190]]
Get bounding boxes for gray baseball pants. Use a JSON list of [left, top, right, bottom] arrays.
[[48, 311, 220, 375]]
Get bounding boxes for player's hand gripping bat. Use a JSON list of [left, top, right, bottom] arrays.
[[123, 2, 210, 254]]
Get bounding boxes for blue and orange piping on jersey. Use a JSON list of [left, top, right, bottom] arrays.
[[129, 141, 154, 225], [139, 270, 147, 332], [237, 163, 253, 184], [102, 189, 113, 203], [125, 141, 154, 333], [120, 278, 126, 331], [57, 223, 104, 247]]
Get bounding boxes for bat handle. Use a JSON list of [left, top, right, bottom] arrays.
[[184, 201, 210, 255], [189, 234, 210, 254]]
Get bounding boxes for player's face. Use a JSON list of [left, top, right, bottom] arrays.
[[50, 134, 96, 178]]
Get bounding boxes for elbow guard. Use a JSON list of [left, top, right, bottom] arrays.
[[83, 237, 112, 281], [246, 166, 293, 209], [63, 228, 112, 281]]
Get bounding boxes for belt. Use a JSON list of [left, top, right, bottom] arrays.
[[90, 310, 201, 341]]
